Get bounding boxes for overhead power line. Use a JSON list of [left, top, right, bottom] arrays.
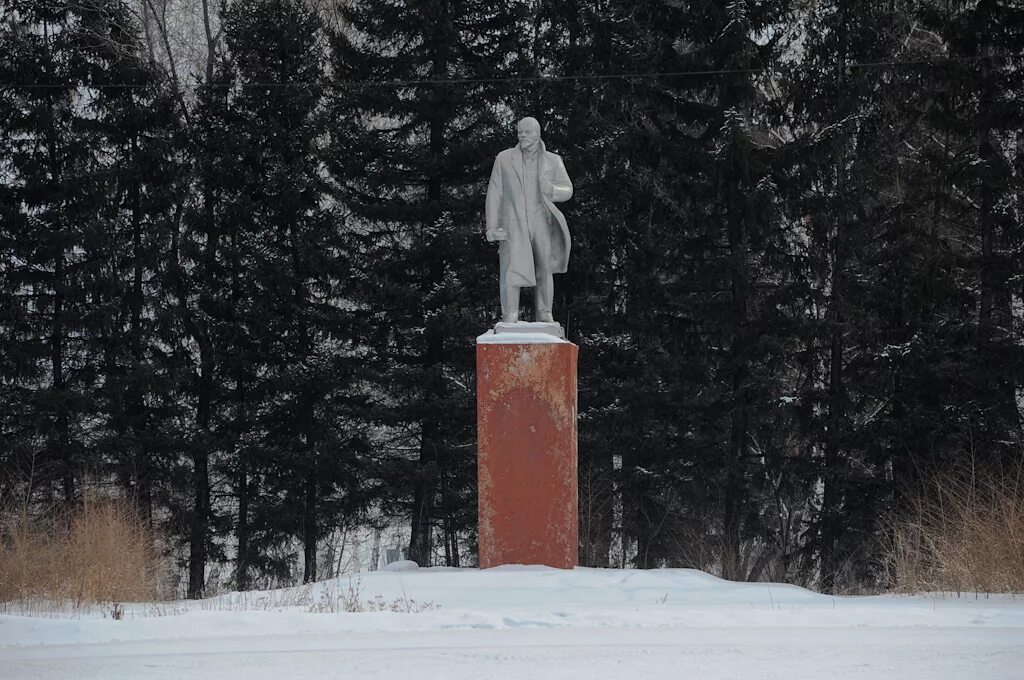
[[1, 53, 1020, 90]]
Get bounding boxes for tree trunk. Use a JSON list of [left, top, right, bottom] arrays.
[[303, 465, 318, 583], [237, 450, 250, 590], [129, 136, 152, 522], [189, 343, 213, 599], [820, 0, 850, 594], [723, 188, 748, 580], [821, 227, 846, 593], [230, 214, 250, 590], [43, 54, 74, 504], [188, 107, 219, 597], [409, 414, 439, 566], [53, 248, 74, 505], [409, 35, 449, 567], [722, 124, 750, 582]]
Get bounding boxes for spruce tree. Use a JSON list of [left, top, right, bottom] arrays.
[[532, 0, 793, 576], [176, 41, 236, 600], [914, 0, 1024, 469], [1, 0, 116, 504], [328, 0, 526, 566], [80, 0, 186, 525], [222, 0, 368, 585], [783, 0, 916, 591]]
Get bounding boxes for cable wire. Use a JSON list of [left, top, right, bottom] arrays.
[[1, 53, 1020, 90]]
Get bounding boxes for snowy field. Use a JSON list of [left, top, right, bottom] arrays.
[[2, 565, 1022, 679]]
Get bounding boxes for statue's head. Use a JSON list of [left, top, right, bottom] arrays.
[[517, 117, 541, 153]]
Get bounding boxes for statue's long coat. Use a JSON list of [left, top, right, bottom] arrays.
[[485, 142, 573, 288]]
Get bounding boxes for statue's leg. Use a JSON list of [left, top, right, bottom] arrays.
[[531, 219, 555, 323], [499, 240, 520, 322], [504, 286, 521, 323]]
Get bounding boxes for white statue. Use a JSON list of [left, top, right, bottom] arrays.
[[485, 117, 573, 324]]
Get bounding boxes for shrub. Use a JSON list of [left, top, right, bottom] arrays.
[[0, 497, 163, 609], [886, 466, 1024, 594]]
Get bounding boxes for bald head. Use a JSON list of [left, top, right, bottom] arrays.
[[517, 117, 541, 153], [518, 117, 540, 132]]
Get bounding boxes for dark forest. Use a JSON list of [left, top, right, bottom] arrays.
[[2, 0, 1022, 597]]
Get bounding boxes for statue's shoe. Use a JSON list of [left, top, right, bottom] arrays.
[[536, 313, 555, 323]]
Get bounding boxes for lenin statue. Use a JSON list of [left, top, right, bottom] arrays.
[[485, 117, 573, 324]]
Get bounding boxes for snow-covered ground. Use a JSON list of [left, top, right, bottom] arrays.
[[2, 565, 1022, 679]]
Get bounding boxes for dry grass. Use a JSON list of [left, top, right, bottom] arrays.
[[203, 578, 440, 614], [0, 497, 163, 611], [887, 466, 1024, 594]]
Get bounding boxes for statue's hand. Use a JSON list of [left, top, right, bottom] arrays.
[[540, 177, 554, 198], [486, 227, 508, 242]]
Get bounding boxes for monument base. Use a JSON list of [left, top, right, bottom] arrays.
[[476, 329, 578, 569], [492, 321, 565, 339]]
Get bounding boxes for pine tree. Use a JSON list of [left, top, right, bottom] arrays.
[[532, 0, 794, 575], [913, 0, 1024, 468], [1, 0, 188, 527], [328, 0, 527, 566], [78, 0, 186, 525], [222, 0, 368, 585], [778, 0, 1024, 590], [783, 0, 911, 591], [175, 41, 237, 600], [1, 0, 118, 504]]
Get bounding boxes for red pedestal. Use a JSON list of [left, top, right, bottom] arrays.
[[476, 338, 578, 569]]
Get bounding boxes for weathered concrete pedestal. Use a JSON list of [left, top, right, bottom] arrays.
[[476, 323, 578, 569]]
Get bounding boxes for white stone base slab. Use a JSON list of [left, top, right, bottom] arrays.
[[493, 321, 565, 338]]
